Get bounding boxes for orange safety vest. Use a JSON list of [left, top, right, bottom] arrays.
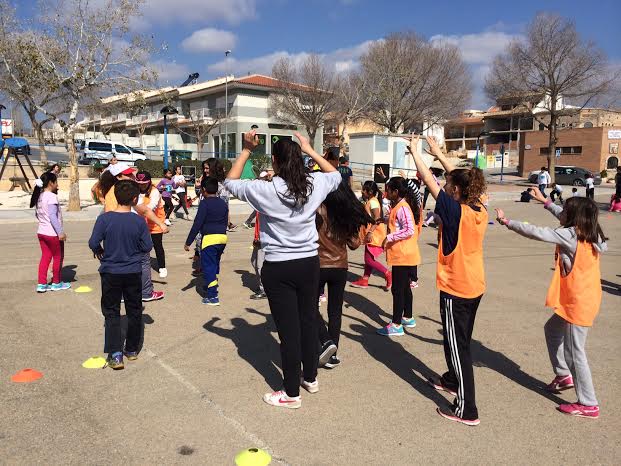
[[143, 186, 166, 234], [416, 205, 423, 236], [545, 241, 602, 327], [360, 197, 387, 247], [386, 199, 421, 266], [437, 204, 487, 298]]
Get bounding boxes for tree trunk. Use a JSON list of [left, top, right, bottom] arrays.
[[66, 130, 81, 211], [547, 113, 558, 183], [307, 129, 316, 151], [196, 139, 204, 160], [34, 123, 48, 165], [340, 116, 349, 152]]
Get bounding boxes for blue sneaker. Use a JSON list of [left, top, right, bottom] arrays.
[[50, 282, 71, 291], [123, 350, 139, 361], [401, 317, 417, 328], [36, 284, 49, 293], [106, 352, 124, 370], [376, 322, 404, 336], [202, 297, 220, 306]]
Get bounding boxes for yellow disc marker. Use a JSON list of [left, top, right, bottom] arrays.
[[523, 221, 530, 224], [82, 356, 107, 369], [235, 448, 272, 466], [75, 286, 93, 293]]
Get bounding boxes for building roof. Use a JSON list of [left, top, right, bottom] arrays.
[[445, 116, 484, 125]]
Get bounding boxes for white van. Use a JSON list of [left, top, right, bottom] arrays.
[[79, 139, 147, 165]]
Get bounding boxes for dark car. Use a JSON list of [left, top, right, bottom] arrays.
[[528, 166, 602, 186]]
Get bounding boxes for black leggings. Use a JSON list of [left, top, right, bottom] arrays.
[[409, 265, 418, 282], [586, 188, 595, 200], [163, 197, 174, 219], [151, 233, 165, 269], [423, 189, 431, 209], [316, 268, 347, 349], [261, 256, 320, 397], [391, 265, 414, 324], [174, 192, 189, 215]]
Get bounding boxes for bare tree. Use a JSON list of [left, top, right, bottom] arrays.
[[333, 70, 374, 150], [485, 13, 617, 181], [360, 32, 471, 134], [172, 108, 222, 158], [0, 0, 156, 210], [269, 54, 336, 148]]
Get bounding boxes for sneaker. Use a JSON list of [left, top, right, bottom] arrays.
[[318, 340, 337, 366], [164, 219, 172, 226], [545, 375, 574, 393], [143, 291, 164, 302], [227, 223, 238, 232], [427, 376, 457, 397], [557, 403, 599, 419], [243, 223, 254, 229], [123, 350, 139, 361], [385, 271, 392, 290], [436, 406, 480, 426], [376, 322, 404, 337], [350, 277, 369, 289], [202, 297, 220, 306], [324, 355, 341, 369], [401, 317, 417, 328], [300, 378, 319, 394], [50, 282, 71, 291], [159, 268, 168, 279], [263, 390, 301, 409], [36, 284, 48, 293], [318, 293, 327, 305], [184, 214, 193, 221], [106, 352, 124, 370], [250, 291, 267, 300], [410, 281, 419, 289]]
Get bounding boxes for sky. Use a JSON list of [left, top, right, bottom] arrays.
[[14, 0, 621, 110]]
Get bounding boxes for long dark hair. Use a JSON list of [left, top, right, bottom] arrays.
[[273, 138, 313, 207], [447, 168, 486, 206], [30, 172, 57, 208], [99, 170, 117, 198], [386, 176, 420, 224], [320, 181, 373, 243], [561, 197, 607, 243], [207, 158, 225, 182], [362, 180, 382, 202]]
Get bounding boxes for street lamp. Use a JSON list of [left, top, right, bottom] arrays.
[[0, 104, 6, 138], [224, 49, 231, 158], [160, 105, 178, 170], [475, 130, 489, 169]]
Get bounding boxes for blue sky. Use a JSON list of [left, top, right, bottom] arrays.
[[18, 0, 621, 108]]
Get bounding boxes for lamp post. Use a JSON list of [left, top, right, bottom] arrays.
[[475, 130, 489, 168], [224, 49, 231, 158], [0, 104, 5, 139], [160, 105, 178, 170]]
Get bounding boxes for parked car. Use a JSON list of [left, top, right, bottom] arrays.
[[79, 139, 147, 165], [528, 166, 602, 186]]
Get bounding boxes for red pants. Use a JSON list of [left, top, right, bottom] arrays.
[[38, 234, 64, 284]]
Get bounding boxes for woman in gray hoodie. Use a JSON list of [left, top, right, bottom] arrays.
[[225, 130, 341, 409]]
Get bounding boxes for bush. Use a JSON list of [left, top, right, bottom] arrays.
[[600, 170, 608, 179], [87, 161, 105, 179], [135, 158, 233, 177]]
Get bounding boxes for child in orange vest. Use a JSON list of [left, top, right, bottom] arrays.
[[376, 177, 421, 336], [409, 134, 488, 426], [136, 171, 168, 279], [495, 188, 607, 419]]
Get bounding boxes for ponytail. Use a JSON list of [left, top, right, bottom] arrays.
[[386, 177, 421, 224], [30, 172, 57, 208], [362, 180, 382, 202]]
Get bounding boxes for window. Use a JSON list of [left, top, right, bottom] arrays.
[[375, 136, 389, 152], [607, 156, 618, 169], [538, 123, 545, 131], [88, 142, 112, 152], [583, 121, 593, 128], [539, 146, 582, 156], [115, 144, 131, 154], [242, 133, 267, 155], [270, 134, 292, 155]]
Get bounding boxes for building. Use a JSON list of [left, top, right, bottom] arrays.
[[77, 74, 323, 159], [519, 126, 621, 176]]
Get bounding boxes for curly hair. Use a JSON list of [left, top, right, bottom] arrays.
[[320, 181, 374, 243], [273, 138, 313, 207], [206, 158, 226, 182], [448, 167, 487, 206]]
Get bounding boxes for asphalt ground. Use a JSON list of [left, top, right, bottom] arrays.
[[0, 197, 620, 465]]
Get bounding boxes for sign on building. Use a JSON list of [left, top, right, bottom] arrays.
[[1, 119, 13, 137], [555, 149, 561, 158], [608, 130, 621, 140]]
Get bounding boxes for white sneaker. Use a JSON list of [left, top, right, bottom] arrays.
[[300, 378, 319, 394], [159, 268, 168, 278], [263, 390, 301, 409], [164, 219, 171, 226]]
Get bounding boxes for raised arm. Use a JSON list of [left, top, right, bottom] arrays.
[[228, 131, 258, 180], [425, 135, 454, 174], [294, 132, 336, 173], [407, 134, 441, 200]]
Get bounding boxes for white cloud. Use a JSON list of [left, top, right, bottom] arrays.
[[136, 0, 256, 27], [430, 31, 522, 65], [151, 60, 192, 85], [181, 28, 237, 53]]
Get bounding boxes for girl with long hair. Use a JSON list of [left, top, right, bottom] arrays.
[[350, 180, 392, 290], [31, 172, 70, 292], [136, 171, 168, 279], [410, 134, 488, 426], [224, 130, 342, 409], [496, 190, 607, 419], [376, 177, 422, 336], [172, 165, 191, 220], [316, 181, 372, 368]]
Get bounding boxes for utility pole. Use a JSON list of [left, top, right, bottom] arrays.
[[224, 49, 231, 158]]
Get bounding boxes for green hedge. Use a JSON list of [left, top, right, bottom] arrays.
[[135, 158, 232, 177]]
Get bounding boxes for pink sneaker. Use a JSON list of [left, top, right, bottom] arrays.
[[143, 291, 164, 302], [557, 403, 599, 419], [263, 390, 301, 409], [546, 375, 574, 393], [410, 281, 419, 289]]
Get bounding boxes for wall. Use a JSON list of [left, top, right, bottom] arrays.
[[601, 128, 621, 169]]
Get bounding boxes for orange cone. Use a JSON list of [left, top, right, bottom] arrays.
[[11, 368, 43, 383]]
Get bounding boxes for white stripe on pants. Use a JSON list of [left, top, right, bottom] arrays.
[[445, 297, 465, 417]]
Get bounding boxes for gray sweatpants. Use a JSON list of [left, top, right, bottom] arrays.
[[250, 246, 265, 293], [544, 313, 598, 406], [141, 252, 154, 298]]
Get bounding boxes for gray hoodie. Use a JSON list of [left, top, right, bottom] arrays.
[[224, 171, 342, 262], [506, 201, 607, 276]]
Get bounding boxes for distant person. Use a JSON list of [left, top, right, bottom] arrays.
[[47, 163, 61, 176], [615, 166, 621, 198], [549, 183, 564, 204], [585, 173, 595, 200], [537, 167, 551, 198], [337, 156, 353, 188], [324, 148, 339, 169], [172, 165, 191, 220], [136, 171, 168, 279], [572, 187, 580, 197], [609, 194, 621, 212], [156, 169, 175, 225], [520, 188, 533, 203]]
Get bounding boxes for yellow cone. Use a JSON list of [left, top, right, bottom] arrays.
[[82, 356, 107, 369], [235, 448, 271, 466], [75, 286, 93, 293], [523, 221, 530, 224]]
